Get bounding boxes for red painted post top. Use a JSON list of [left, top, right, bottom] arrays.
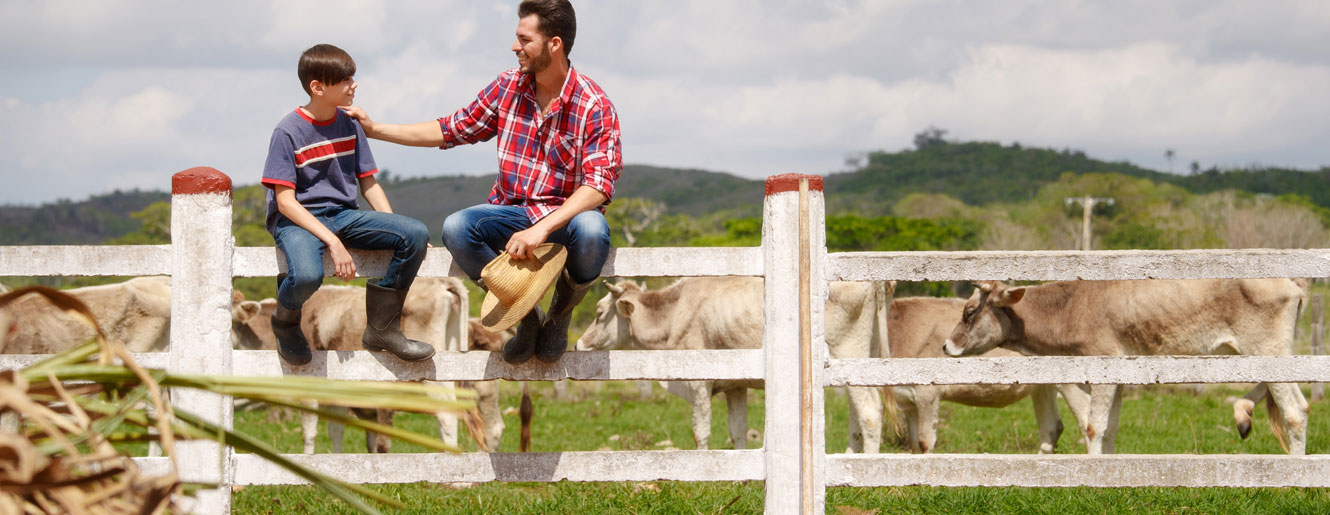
[[764, 174, 824, 196], [172, 167, 232, 196]]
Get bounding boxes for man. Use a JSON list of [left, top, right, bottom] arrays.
[[342, 0, 621, 365]]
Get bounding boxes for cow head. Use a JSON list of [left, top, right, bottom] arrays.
[[942, 281, 1025, 357], [467, 319, 508, 352], [231, 295, 276, 350], [575, 280, 644, 351]]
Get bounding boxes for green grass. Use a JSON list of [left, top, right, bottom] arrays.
[[231, 381, 1330, 514]]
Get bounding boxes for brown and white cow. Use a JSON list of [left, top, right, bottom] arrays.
[[943, 279, 1310, 455], [888, 296, 1089, 453], [576, 277, 892, 452]]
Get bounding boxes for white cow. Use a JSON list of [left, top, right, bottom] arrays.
[[887, 296, 1089, 453], [944, 279, 1310, 455], [576, 277, 892, 452]]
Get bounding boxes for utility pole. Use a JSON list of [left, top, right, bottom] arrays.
[[1064, 196, 1115, 251]]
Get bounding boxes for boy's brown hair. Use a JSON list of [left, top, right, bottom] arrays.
[[298, 44, 356, 96], [518, 0, 577, 57]]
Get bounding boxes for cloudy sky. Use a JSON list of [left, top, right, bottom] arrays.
[[2, 0, 1328, 205]]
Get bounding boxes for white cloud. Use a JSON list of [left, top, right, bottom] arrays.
[[1, 0, 1328, 204]]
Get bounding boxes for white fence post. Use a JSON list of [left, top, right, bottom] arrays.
[[169, 167, 235, 514], [763, 174, 827, 514]]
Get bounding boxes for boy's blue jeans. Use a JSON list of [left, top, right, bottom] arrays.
[[441, 204, 610, 285], [272, 206, 430, 310]]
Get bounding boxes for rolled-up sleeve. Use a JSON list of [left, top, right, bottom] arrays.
[[580, 101, 621, 202], [439, 77, 504, 149]]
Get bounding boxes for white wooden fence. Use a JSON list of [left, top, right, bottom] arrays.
[[3, 167, 1330, 514]]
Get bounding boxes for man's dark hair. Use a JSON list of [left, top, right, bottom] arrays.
[[518, 0, 577, 58], [297, 44, 356, 96]]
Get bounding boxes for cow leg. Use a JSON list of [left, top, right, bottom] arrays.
[[914, 385, 941, 454], [1084, 384, 1119, 454], [325, 405, 349, 454], [476, 380, 504, 451], [668, 380, 712, 450], [1101, 385, 1125, 455], [430, 380, 460, 447], [1057, 384, 1092, 448], [724, 389, 748, 449], [366, 409, 393, 454], [1267, 382, 1309, 455], [303, 400, 324, 454], [846, 386, 882, 454], [1031, 385, 1063, 454], [892, 385, 920, 453]]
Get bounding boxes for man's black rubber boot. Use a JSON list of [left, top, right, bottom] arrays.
[[362, 282, 435, 361], [535, 271, 594, 363], [272, 300, 312, 366], [502, 307, 545, 364]]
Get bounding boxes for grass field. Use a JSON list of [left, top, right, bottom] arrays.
[[228, 380, 1330, 514]]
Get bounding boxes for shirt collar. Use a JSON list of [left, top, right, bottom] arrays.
[[520, 63, 579, 114]]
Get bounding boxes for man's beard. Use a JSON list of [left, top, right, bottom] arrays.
[[525, 46, 551, 74]]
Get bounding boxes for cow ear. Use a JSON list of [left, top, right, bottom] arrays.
[[234, 300, 261, 322], [616, 297, 637, 318], [995, 287, 1026, 307]]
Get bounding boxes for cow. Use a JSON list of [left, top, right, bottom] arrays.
[[575, 277, 892, 453], [2, 276, 261, 354], [943, 279, 1310, 455], [887, 296, 1089, 453], [257, 277, 469, 454]]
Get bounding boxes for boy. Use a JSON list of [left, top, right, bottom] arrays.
[[261, 43, 433, 365]]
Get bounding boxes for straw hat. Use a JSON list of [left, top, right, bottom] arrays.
[[479, 243, 567, 332]]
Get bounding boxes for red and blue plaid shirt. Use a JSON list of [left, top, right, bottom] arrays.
[[438, 66, 622, 222]]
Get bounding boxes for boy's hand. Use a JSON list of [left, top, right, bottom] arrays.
[[328, 240, 357, 282]]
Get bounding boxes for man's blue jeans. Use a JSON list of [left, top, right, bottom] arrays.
[[440, 204, 610, 285], [272, 206, 429, 310]]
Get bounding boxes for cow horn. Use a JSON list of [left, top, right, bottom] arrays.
[[605, 280, 624, 295]]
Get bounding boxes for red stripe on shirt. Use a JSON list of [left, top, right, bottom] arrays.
[[357, 168, 379, 178], [294, 138, 357, 167]]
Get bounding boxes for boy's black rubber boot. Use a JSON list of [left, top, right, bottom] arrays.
[[502, 307, 545, 364], [272, 301, 312, 366], [362, 283, 436, 361], [535, 272, 593, 363]]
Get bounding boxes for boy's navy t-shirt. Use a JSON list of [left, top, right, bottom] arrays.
[[261, 108, 378, 233]]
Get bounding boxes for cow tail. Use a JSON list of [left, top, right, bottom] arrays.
[[880, 386, 905, 441], [1266, 391, 1289, 453], [519, 381, 534, 452]]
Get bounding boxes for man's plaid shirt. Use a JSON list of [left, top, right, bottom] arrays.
[[438, 66, 622, 222]]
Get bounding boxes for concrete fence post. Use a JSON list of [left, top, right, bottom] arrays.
[[1312, 294, 1325, 402], [170, 167, 235, 514], [762, 174, 827, 514]]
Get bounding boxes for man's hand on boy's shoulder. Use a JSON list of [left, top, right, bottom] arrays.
[[340, 106, 373, 129]]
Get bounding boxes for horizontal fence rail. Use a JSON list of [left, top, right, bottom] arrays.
[[827, 356, 1330, 386], [827, 455, 1330, 488], [3, 245, 764, 279], [831, 249, 1330, 281], [131, 452, 1330, 489]]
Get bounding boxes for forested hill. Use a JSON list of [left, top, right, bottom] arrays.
[[826, 139, 1330, 214], [0, 190, 168, 245], [3, 140, 1328, 245]]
